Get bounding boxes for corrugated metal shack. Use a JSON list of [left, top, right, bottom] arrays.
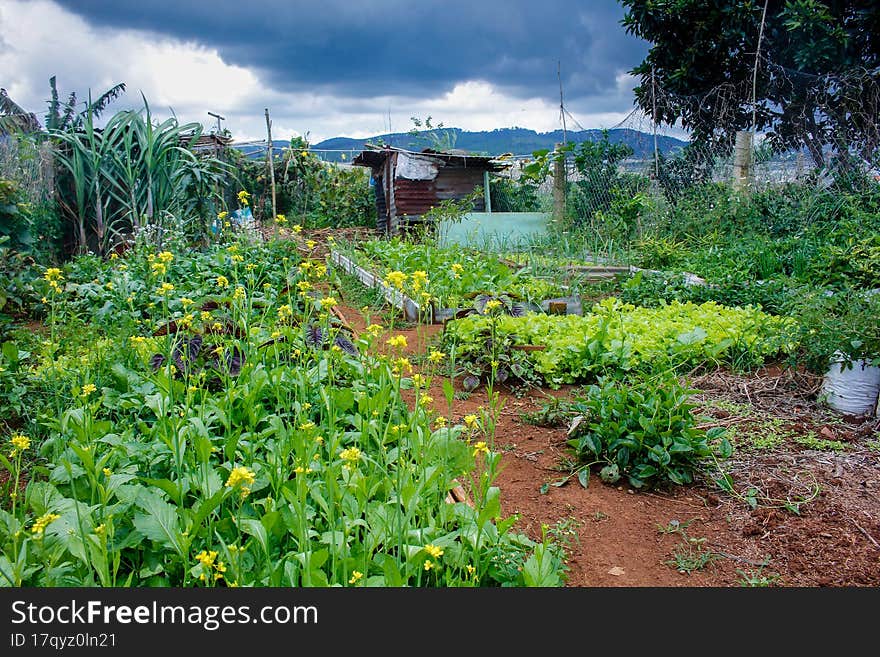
[[353, 145, 508, 234]]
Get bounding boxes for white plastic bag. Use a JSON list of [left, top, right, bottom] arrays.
[[820, 352, 880, 416]]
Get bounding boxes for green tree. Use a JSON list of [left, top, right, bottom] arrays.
[[621, 0, 880, 167], [44, 76, 127, 132]]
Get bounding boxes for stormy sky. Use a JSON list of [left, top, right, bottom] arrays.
[[0, 0, 654, 145]]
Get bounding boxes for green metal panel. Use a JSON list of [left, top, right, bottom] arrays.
[[438, 212, 550, 249]]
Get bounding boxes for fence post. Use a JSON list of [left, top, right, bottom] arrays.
[[552, 143, 566, 226], [732, 130, 753, 192], [265, 108, 277, 237], [483, 170, 492, 213]]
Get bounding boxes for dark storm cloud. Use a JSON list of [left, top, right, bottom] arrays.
[[53, 0, 648, 102]]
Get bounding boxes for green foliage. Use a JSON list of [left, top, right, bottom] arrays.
[[346, 237, 565, 311], [622, 0, 880, 166], [567, 131, 649, 235], [52, 95, 228, 254], [444, 298, 798, 387], [0, 236, 563, 588], [565, 373, 729, 488], [229, 141, 375, 229]]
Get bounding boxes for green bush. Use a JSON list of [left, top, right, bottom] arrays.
[[566, 373, 728, 488]]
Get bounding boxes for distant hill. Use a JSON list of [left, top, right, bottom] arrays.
[[234, 127, 689, 163], [310, 127, 689, 162]]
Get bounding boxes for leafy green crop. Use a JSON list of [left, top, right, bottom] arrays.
[[566, 374, 729, 488], [342, 238, 565, 310], [444, 298, 797, 387]]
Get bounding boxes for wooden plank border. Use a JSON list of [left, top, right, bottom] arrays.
[[330, 250, 428, 323]]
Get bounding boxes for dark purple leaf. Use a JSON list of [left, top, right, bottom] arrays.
[[305, 324, 324, 348], [509, 302, 526, 317], [149, 353, 166, 371], [462, 375, 481, 392], [333, 335, 358, 356], [495, 367, 509, 384]]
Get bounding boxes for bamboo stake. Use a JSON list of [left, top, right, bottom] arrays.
[[265, 108, 277, 237]]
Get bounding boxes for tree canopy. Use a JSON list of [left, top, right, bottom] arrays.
[[621, 0, 880, 167]]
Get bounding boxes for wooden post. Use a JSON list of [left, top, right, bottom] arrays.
[[483, 170, 492, 213], [733, 130, 753, 192], [264, 108, 277, 236], [552, 143, 566, 226]]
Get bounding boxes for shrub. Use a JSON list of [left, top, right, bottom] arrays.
[[566, 373, 728, 488]]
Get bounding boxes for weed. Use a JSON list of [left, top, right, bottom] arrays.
[[591, 510, 609, 522], [736, 567, 782, 587], [520, 395, 572, 427], [794, 431, 849, 452], [659, 518, 717, 574]]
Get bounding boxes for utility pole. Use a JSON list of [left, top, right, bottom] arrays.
[[207, 111, 225, 135], [558, 60, 567, 146], [265, 108, 277, 236]]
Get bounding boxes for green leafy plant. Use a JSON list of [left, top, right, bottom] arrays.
[[565, 373, 730, 488]]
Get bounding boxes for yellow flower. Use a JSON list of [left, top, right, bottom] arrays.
[[419, 395, 433, 407], [157, 282, 175, 295], [237, 190, 251, 206], [424, 544, 444, 559], [31, 512, 60, 536], [278, 304, 292, 321], [386, 335, 407, 349], [10, 433, 30, 454], [320, 296, 337, 308], [196, 550, 218, 568], [428, 350, 445, 364], [423, 560, 435, 571], [411, 373, 425, 388], [297, 281, 312, 293], [299, 421, 316, 431], [246, 263, 257, 272], [227, 244, 239, 253], [472, 441, 490, 457], [218, 211, 228, 221], [450, 263, 463, 278], [81, 383, 97, 397], [94, 523, 106, 536], [349, 570, 363, 584], [411, 270, 429, 291], [129, 335, 146, 345], [157, 251, 174, 264], [384, 271, 407, 290], [216, 275, 229, 288], [339, 447, 361, 464], [225, 466, 256, 488], [232, 286, 246, 301], [464, 414, 479, 429], [231, 254, 244, 263], [292, 224, 302, 234], [105, 281, 114, 290], [180, 297, 194, 307], [102, 467, 112, 477], [200, 311, 212, 322], [151, 261, 167, 276], [484, 299, 503, 312], [43, 267, 63, 282], [395, 357, 412, 374], [306, 240, 317, 249], [366, 324, 383, 337], [433, 416, 447, 428], [276, 214, 287, 225], [109, 252, 119, 260]]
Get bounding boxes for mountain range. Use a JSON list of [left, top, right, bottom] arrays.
[[240, 127, 689, 163]]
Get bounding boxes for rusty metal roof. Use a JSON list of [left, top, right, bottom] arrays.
[[352, 145, 510, 171]]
